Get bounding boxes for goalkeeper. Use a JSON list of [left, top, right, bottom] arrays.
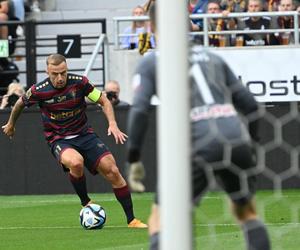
[[126, 3, 271, 250]]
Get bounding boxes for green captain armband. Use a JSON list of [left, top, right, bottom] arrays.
[[87, 88, 102, 103]]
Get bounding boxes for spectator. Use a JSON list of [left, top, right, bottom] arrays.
[[0, 82, 24, 109], [0, 0, 24, 21], [104, 80, 129, 107], [120, 5, 155, 50], [0, 1, 9, 39], [11, 0, 24, 21], [264, 0, 281, 11], [27, 0, 40, 12], [189, 0, 209, 31], [0, 0, 23, 54], [271, 0, 298, 44], [237, 0, 272, 46], [221, 0, 247, 13], [206, 0, 229, 46], [0, 58, 19, 95], [220, 0, 247, 39]]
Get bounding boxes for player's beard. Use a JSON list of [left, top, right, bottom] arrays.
[[54, 80, 66, 89]]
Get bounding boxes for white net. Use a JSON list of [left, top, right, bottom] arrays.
[[192, 67, 300, 249]]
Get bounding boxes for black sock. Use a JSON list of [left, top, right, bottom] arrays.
[[69, 173, 91, 206], [242, 219, 271, 250], [113, 185, 135, 224], [149, 233, 159, 250]]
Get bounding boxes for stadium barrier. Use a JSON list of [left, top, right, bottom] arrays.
[[1, 105, 300, 195], [0, 18, 108, 94], [113, 11, 300, 49]]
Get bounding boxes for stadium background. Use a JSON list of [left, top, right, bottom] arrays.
[[0, 1, 300, 249]]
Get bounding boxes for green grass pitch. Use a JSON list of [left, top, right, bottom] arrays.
[[0, 190, 299, 250]]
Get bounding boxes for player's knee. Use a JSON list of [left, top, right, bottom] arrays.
[[67, 157, 84, 176], [108, 165, 121, 178], [102, 164, 121, 180], [231, 199, 257, 222]]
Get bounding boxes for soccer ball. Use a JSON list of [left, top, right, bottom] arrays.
[[79, 204, 106, 230]]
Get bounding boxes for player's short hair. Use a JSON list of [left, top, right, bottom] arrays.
[[46, 54, 66, 66], [149, 3, 156, 29]]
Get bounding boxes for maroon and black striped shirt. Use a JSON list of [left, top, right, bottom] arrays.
[[22, 73, 98, 143]]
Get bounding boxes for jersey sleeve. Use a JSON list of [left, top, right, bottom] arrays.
[[131, 53, 156, 112], [127, 53, 156, 161], [82, 76, 97, 96], [223, 59, 260, 142], [22, 85, 39, 107], [222, 59, 258, 115]]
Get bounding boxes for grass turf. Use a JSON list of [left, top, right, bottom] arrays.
[[0, 190, 299, 249]]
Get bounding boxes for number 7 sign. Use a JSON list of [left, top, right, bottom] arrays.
[[57, 35, 81, 58]]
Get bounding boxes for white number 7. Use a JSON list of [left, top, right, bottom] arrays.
[[63, 39, 74, 55]]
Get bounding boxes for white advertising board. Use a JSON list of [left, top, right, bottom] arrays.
[[213, 47, 299, 102]]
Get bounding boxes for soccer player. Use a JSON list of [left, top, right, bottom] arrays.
[[2, 54, 147, 228], [127, 4, 271, 249]]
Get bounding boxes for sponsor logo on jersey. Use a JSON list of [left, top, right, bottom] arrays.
[[50, 107, 82, 120], [190, 104, 237, 122]]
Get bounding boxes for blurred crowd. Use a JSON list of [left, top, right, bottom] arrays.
[[189, 0, 300, 46], [0, 0, 46, 108], [121, 0, 300, 51], [1, 0, 300, 109]]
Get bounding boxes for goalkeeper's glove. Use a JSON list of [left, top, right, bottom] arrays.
[[127, 161, 146, 193]]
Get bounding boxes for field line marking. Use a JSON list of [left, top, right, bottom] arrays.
[[0, 225, 134, 230], [1, 194, 299, 205], [194, 222, 300, 227], [0, 222, 299, 230]]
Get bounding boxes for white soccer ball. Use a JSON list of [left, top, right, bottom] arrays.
[[79, 204, 106, 230]]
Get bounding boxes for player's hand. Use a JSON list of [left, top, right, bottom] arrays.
[[127, 161, 146, 193], [2, 123, 15, 139], [107, 121, 128, 144]]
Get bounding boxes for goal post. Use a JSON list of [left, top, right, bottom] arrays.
[[157, 1, 192, 250]]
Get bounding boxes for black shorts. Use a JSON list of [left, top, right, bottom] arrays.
[[154, 143, 256, 206], [49, 133, 111, 175], [192, 143, 256, 206]]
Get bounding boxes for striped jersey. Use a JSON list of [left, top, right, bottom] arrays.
[[22, 73, 98, 143]]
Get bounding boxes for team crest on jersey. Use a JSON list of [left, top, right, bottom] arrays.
[[57, 96, 66, 102]]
